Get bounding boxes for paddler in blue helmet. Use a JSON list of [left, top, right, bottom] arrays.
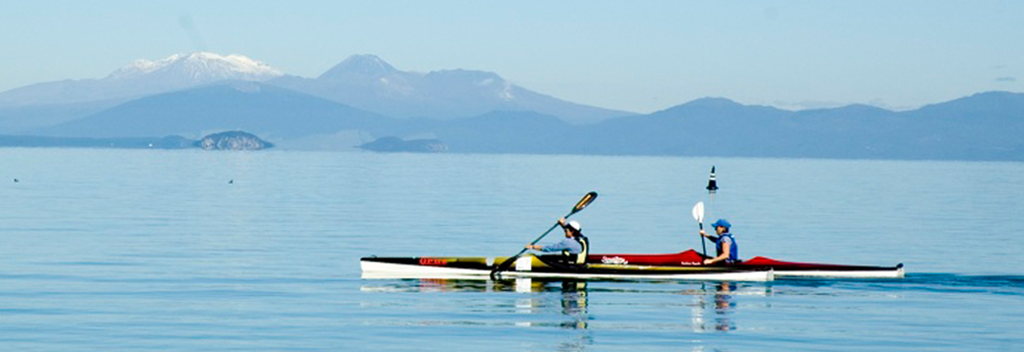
[[700, 219, 738, 265]]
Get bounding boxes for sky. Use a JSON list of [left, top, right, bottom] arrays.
[[1, 0, 1022, 113]]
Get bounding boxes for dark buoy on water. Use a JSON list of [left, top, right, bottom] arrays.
[[229, 179, 234, 184], [13, 178, 18, 183], [706, 166, 718, 193]]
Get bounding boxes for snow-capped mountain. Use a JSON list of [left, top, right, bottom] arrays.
[[0, 53, 282, 107], [107, 52, 282, 82]]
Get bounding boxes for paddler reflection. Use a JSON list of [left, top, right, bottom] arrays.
[[688, 281, 737, 332], [513, 280, 589, 331], [713, 281, 737, 331], [559, 281, 589, 329]]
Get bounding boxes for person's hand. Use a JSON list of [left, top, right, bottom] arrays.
[[703, 259, 713, 265], [558, 217, 567, 226], [699, 229, 707, 237]]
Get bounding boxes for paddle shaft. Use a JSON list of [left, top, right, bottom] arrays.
[[692, 201, 708, 259], [491, 213, 573, 278], [495, 221, 561, 266], [699, 222, 707, 258], [490, 192, 597, 280]]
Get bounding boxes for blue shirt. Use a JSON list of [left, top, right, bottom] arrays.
[[716, 233, 739, 263], [541, 237, 583, 254]]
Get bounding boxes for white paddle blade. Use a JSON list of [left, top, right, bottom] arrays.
[[691, 201, 705, 223]]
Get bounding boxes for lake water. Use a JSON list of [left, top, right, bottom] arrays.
[[1, 149, 1022, 351]]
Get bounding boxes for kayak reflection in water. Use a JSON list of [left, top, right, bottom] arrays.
[[525, 217, 590, 265], [700, 219, 739, 265]]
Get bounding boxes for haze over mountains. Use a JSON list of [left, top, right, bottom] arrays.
[[1, 52, 1022, 160]]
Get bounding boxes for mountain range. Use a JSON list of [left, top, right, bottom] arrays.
[[0, 53, 628, 128], [270, 55, 632, 123], [1, 52, 1022, 160]]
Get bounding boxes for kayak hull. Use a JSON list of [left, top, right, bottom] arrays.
[[591, 250, 904, 279], [361, 255, 774, 282]]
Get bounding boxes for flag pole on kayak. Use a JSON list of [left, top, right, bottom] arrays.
[[490, 192, 598, 280]]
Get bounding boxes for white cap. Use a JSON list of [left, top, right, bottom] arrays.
[[567, 220, 582, 232]]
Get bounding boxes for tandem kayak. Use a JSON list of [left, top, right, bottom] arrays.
[[360, 254, 774, 282], [360, 249, 902, 281], [591, 249, 904, 279]]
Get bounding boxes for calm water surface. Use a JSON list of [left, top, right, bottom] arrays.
[[1, 149, 1022, 351]]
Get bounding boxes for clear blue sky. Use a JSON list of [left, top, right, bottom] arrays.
[[1, 0, 1021, 113]]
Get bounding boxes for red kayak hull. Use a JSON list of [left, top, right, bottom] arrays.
[[589, 250, 904, 278]]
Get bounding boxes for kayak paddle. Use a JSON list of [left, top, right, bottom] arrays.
[[691, 201, 707, 258], [489, 191, 598, 280], [704, 166, 717, 259]]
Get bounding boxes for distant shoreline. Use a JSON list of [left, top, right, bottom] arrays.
[[0, 131, 272, 151], [0, 135, 193, 149]]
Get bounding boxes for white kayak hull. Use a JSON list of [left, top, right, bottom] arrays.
[[770, 267, 905, 279], [360, 258, 774, 282]]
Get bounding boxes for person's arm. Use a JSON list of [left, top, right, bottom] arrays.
[[704, 240, 730, 265], [542, 239, 575, 252], [528, 218, 571, 251], [527, 239, 572, 252], [699, 229, 719, 242]]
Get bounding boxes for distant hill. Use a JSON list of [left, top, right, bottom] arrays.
[[33, 82, 393, 144], [0, 99, 122, 134], [577, 92, 1023, 160], [429, 111, 575, 154], [366, 92, 1021, 160], [268, 55, 632, 124], [895, 91, 1024, 160]]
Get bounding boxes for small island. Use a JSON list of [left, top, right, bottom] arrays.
[[194, 131, 274, 151]]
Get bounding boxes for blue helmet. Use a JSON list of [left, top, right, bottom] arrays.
[[710, 219, 731, 229]]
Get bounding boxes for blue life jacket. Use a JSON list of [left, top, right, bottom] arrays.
[[716, 233, 738, 263]]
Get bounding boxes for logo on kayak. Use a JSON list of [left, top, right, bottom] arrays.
[[679, 261, 701, 266], [601, 256, 628, 265], [419, 258, 448, 266]]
